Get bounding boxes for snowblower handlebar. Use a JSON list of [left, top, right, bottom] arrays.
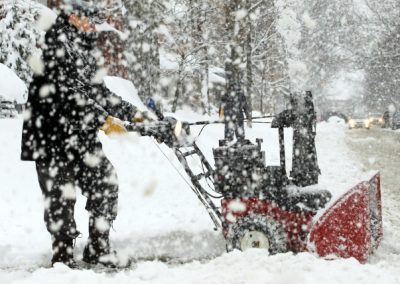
[[125, 117, 191, 148], [125, 115, 275, 147], [187, 115, 275, 126]]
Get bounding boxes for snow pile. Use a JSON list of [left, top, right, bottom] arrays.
[[103, 76, 158, 120], [0, 63, 28, 103], [327, 116, 346, 125], [104, 76, 145, 110], [316, 121, 375, 208]]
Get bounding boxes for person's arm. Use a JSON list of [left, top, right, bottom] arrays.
[[46, 28, 137, 131], [88, 83, 139, 122]]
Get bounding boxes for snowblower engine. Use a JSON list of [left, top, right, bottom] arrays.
[[213, 139, 265, 197], [213, 139, 284, 199]]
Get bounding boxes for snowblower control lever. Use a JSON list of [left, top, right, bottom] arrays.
[[125, 117, 191, 148]]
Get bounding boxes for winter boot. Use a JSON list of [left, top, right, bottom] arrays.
[[82, 217, 130, 268], [51, 238, 78, 269]]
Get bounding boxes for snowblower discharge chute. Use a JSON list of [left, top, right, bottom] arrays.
[[127, 91, 382, 263]]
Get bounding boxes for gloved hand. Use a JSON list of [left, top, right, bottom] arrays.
[[101, 116, 127, 135], [219, 107, 225, 120], [247, 120, 252, 128], [132, 111, 152, 123]]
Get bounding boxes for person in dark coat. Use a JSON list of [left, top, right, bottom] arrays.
[[382, 110, 390, 128], [219, 83, 252, 142], [21, 1, 141, 268]]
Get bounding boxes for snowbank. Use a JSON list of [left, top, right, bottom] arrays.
[[0, 63, 27, 103], [103, 76, 157, 119], [104, 76, 143, 109], [316, 121, 375, 202]]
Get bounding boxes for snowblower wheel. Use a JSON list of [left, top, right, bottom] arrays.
[[226, 214, 288, 254]]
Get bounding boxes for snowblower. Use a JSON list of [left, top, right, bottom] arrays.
[[126, 92, 383, 263]]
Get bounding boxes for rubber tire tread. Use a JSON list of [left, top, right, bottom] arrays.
[[226, 214, 288, 255]]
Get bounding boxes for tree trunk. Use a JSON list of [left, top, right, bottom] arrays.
[[205, 51, 211, 114], [172, 65, 183, 113], [225, 0, 249, 88], [245, 0, 253, 113]]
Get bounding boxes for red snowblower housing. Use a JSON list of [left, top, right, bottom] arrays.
[[221, 173, 382, 263]]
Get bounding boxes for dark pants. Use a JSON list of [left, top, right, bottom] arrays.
[[35, 150, 119, 241], [224, 116, 245, 141]]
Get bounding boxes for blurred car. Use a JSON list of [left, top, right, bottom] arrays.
[[392, 111, 400, 130], [0, 100, 18, 118], [368, 112, 384, 126], [348, 113, 371, 129]]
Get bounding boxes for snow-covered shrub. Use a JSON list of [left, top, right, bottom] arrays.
[[0, 0, 42, 92]]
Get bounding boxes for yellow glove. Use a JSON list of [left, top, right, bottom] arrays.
[[219, 107, 224, 120], [101, 116, 127, 135]]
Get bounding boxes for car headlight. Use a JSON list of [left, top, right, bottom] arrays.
[[348, 119, 355, 127], [364, 119, 370, 127]]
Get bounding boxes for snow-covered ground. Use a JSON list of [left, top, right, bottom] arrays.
[[0, 109, 399, 283], [345, 127, 400, 266]]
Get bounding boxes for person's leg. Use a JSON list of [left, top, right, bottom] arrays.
[[35, 159, 79, 267], [77, 150, 123, 267], [79, 151, 118, 224], [224, 116, 235, 142], [235, 119, 245, 141]]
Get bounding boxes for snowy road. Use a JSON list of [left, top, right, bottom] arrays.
[[345, 127, 400, 264]]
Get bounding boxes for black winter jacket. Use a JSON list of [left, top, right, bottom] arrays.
[[219, 86, 251, 121], [21, 15, 137, 161]]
